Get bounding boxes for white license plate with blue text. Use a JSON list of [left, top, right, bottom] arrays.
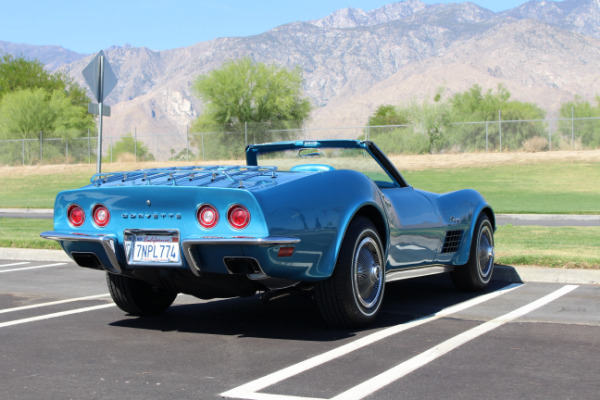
[[127, 234, 181, 265]]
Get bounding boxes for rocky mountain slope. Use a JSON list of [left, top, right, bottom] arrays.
[[2, 0, 600, 140]]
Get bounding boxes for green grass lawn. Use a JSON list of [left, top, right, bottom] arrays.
[[495, 225, 600, 269], [403, 161, 600, 214], [0, 169, 92, 209], [0, 218, 59, 249]]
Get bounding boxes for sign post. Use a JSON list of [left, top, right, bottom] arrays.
[[83, 51, 117, 173]]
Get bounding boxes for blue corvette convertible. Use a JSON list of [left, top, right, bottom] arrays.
[[41, 140, 495, 327]]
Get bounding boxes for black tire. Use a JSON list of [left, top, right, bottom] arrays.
[[451, 214, 495, 291], [315, 217, 385, 328], [106, 273, 177, 316]]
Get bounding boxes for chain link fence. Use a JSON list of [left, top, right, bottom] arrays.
[[1, 116, 599, 166]]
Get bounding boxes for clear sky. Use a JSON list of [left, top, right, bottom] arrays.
[[1, 0, 543, 54]]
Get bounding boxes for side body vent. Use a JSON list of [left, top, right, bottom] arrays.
[[441, 230, 463, 253]]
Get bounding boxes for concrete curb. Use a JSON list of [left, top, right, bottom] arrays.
[[493, 265, 600, 285], [496, 213, 600, 222], [1, 247, 598, 285], [0, 247, 72, 262]]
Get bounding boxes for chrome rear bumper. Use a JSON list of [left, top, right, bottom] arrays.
[[40, 231, 300, 277]]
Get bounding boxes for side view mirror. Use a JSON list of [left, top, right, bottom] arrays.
[[298, 148, 321, 158]]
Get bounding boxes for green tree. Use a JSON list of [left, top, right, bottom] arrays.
[[368, 105, 410, 126], [190, 57, 312, 158], [364, 90, 451, 154], [0, 88, 96, 164], [0, 54, 94, 138], [411, 89, 453, 153], [449, 84, 545, 151], [106, 133, 154, 162], [558, 95, 600, 149], [364, 105, 418, 154]]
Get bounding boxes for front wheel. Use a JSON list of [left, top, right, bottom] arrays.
[[315, 217, 385, 328], [451, 214, 495, 291], [106, 273, 177, 316]]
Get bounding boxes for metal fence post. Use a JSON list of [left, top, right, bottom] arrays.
[[548, 119, 552, 151], [498, 110, 502, 153], [135, 127, 138, 163], [22, 139, 25, 166], [485, 121, 488, 152], [66, 138, 69, 164], [571, 107, 575, 150], [186, 125, 190, 161]]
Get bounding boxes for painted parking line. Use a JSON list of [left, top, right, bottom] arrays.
[[0, 294, 111, 315], [0, 261, 31, 268], [221, 283, 524, 400], [0, 303, 116, 329], [0, 262, 67, 273], [331, 284, 579, 400]]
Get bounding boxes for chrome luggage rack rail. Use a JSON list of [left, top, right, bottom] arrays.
[[90, 165, 278, 188]]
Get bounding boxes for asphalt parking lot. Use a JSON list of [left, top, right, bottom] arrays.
[[1, 258, 599, 400]]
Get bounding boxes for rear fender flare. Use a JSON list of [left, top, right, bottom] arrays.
[[329, 201, 389, 277]]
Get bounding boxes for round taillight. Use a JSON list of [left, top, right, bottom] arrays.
[[228, 205, 250, 230], [68, 204, 85, 227], [197, 204, 219, 229], [93, 204, 110, 227]]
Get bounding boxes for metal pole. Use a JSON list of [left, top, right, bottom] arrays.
[[96, 55, 105, 173], [66, 138, 69, 164], [571, 107, 575, 150], [134, 128, 137, 163], [245, 121, 248, 146], [186, 125, 189, 161], [22, 139, 25, 166], [548, 118, 551, 151], [498, 110, 502, 153], [40, 132, 43, 165], [485, 121, 488, 152], [88, 129, 91, 164], [201, 133, 205, 161]]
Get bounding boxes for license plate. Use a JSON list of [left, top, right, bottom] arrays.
[[125, 232, 181, 265]]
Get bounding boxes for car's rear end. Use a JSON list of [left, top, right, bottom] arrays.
[[41, 166, 307, 297]]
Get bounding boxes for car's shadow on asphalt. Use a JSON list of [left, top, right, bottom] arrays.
[[108, 272, 515, 342]]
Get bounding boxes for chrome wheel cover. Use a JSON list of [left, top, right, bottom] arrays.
[[477, 224, 494, 280], [353, 235, 384, 309]]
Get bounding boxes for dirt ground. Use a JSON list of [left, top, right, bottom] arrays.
[[1, 149, 599, 176]]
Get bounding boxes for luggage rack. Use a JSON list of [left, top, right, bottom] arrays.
[[90, 165, 278, 188]]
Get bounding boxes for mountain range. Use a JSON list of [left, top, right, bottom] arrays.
[[1, 0, 600, 140]]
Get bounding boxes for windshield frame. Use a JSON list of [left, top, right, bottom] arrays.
[[246, 140, 409, 188]]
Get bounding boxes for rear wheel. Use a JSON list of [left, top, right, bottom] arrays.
[[315, 217, 385, 328], [451, 214, 494, 291], [106, 273, 177, 316]]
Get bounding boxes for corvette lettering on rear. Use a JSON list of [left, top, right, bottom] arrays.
[[122, 213, 182, 220]]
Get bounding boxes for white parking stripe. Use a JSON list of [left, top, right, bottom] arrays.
[[0, 262, 31, 268], [221, 283, 523, 400], [0, 262, 67, 273], [0, 294, 111, 315], [0, 304, 115, 328], [331, 284, 579, 400]]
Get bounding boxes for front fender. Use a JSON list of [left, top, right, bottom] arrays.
[[428, 189, 494, 265]]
